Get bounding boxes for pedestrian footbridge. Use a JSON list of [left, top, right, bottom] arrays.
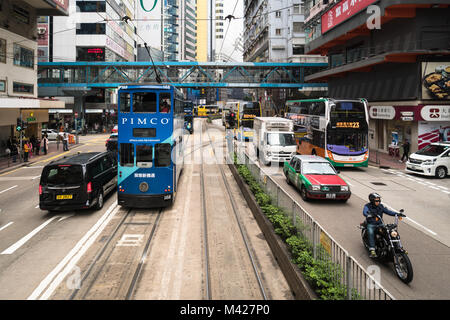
[[37, 61, 328, 90]]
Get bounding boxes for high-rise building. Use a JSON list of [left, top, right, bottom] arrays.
[[38, 0, 138, 132], [196, 0, 208, 61], [180, 0, 197, 61], [243, 0, 306, 62], [0, 0, 67, 148]]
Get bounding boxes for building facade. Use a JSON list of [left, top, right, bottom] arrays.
[[304, 0, 450, 153], [38, 0, 139, 132], [0, 0, 67, 155], [243, 0, 306, 62], [180, 0, 197, 61]]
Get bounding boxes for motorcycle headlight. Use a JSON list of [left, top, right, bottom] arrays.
[[311, 185, 320, 191], [390, 230, 398, 238], [341, 185, 349, 191]]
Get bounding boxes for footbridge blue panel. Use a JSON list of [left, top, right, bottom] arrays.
[[38, 61, 328, 89]]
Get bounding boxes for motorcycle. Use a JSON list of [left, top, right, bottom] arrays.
[[359, 209, 413, 284]]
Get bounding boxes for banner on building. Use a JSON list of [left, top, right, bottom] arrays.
[[321, 0, 379, 34], [418, 121, 450, 150], [422, 62, 450, 100]]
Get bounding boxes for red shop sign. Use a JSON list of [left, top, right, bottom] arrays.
[[321, 0, 379, 34]]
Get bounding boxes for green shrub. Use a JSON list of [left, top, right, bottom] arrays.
[[234, 153, 355, 300]]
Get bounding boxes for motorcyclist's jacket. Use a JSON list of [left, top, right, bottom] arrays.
[[363, 203, 397, 225]]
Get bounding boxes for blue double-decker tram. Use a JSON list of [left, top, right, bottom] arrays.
[[117, 84, 185, 208]]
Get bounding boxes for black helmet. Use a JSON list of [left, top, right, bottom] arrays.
[[368, 192, 381, 205]]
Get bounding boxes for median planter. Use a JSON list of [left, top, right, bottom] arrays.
[[228, 162, 317, 300]]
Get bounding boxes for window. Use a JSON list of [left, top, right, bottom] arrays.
[[13, 45, 34, 69], [13, 82, 33, 94], [136, 145, 153, 167], [76, 1, 106, 12], [275, 11, 281, 18], [0, 80, 5, 92], [159, 93, 171, 113], [293, 4, 300, 14], [12, 5, 30, 24], [120, 92, 130, 113], [43, 165, 83, 185], [293, 22, 304, 33], [275, 29, 281, 36], [76, 23, 106, 35], [0, 38, 5, 63], [293, 46, 304, 55], [89, 160, 103, 177], [155, 143, 171, 167], [133, 92, 157, 113], [120, 143, 134, 166]]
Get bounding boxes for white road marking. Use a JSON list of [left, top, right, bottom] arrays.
[[1, 217, 59, 255], [0, 185, 18, 195], [35, 205, 40, 209], [0, 222, 14, 232], [58, 214, 74, 222], [383, 202, 438, 236], [28, 202, 120, 300]]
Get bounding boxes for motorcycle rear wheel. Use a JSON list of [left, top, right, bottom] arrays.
[[394, 252, 413, 284]]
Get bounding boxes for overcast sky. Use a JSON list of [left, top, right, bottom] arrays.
[[218, 0, 244, 62]]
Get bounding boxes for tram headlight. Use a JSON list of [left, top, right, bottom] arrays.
[[139, 182, 149, 193]]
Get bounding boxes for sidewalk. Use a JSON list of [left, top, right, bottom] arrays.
[[0, 141, 83, 174], [368, 149, 406, 170]]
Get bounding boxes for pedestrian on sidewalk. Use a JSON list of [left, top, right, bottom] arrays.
[[400, 139, 410, 163], [35, 137, 40, 155], [42, 134, 48, 155], [23, 140, 30, 162], [63, 132, 69, 151]]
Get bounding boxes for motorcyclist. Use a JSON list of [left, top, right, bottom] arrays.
[[363, 192, 405, 258]]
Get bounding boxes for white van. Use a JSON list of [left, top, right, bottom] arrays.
[[405, 142, 450, 179]]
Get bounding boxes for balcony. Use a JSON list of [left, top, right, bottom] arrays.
[[23, 0, 69, 16]]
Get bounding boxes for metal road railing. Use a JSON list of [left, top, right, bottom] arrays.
[[227, 136, 395, 300]]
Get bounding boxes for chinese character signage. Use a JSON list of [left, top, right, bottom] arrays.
[[321, 0, 379, 34], [422, 62, 450, 100], [369, 106, 395, 119]]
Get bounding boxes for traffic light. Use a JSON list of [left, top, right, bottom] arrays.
[[16, 118, 22, 132]]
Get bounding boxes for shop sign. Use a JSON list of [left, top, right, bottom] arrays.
[[401, 111, 414, 117], [421, 105, 450, 121], [369, 106, 395, 119], [27, 117, 36, 122], [321, 0, 379, 34], [401, 117, 414, 121]]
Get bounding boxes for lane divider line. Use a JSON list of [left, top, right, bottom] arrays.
[[0, 185, 18, 195], [0, 222, 14, 233], [1, 217, 59, 255], [27, 202, 120, 300]]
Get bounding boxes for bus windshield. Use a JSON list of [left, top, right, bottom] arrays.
[[240, 102, 260, 128], [267, 133, 296, 146], [327, 131, 368, 154], [330, 101, 366, 119]]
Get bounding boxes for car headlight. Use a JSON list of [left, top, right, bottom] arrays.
[[341, 185, 349, 191], [311, 185, 320, 191], [423, 159, 436, 165]]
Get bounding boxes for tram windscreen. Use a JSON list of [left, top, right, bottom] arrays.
[[133, 92, 157, 113]]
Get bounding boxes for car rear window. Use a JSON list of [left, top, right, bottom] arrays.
[[42, 165, 83, 185]]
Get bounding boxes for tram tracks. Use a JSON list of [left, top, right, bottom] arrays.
[[67, 207, 163, 300], [199, 123, 268, 300]]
